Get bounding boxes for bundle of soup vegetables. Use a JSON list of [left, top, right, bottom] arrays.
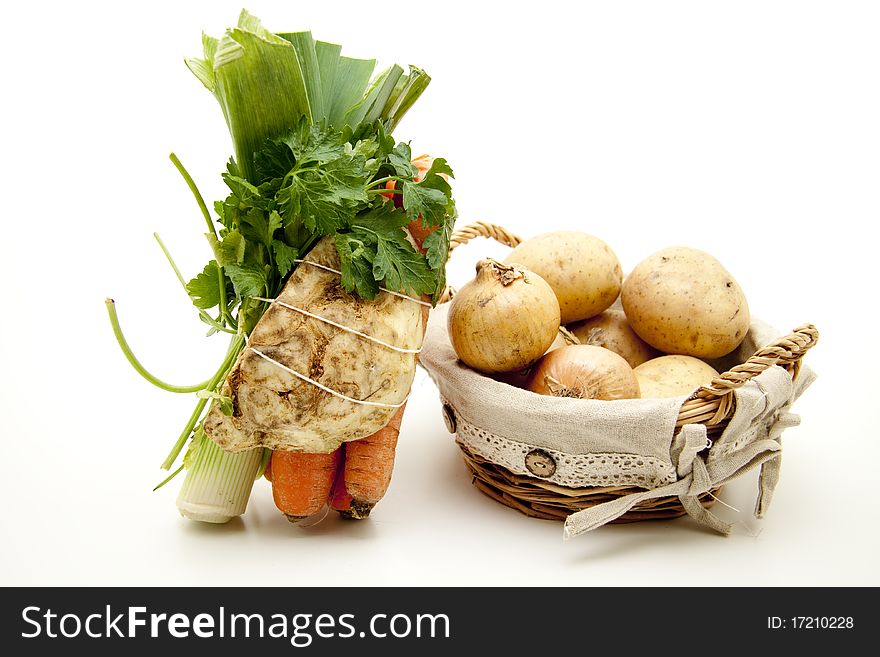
[[107, 10, 455, 523]]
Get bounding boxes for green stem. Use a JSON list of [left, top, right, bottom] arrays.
[[216, 267, 233, 327], [368, 188, 402, 195], [366, 175, 401, 189], [153, 464, 185, 491], [256, 448, 272, 478], [153, 233, 235, 335], [169, 153, 215, 237], [105, 299, 213, 393], [296, 233, 321, 262], [169, 153, 232, 326], [165, 399, 208, 470], [160, 333, 246, 470]]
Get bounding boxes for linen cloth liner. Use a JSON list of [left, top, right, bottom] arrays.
[[419, 303, 815, 538]]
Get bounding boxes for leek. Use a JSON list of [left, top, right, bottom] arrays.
[[111, 9, 438, 524], [176, 428, 264, 523]]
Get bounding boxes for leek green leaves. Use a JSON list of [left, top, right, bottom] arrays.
[[181, 10, 456, 309]]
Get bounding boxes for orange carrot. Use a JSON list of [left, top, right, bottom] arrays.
[[263, 455, 272, 482], [328, 444, 354, 516], [270, 448, 341, 522], [336, 403, 407, 519]]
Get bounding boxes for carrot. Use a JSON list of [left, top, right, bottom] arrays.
[[328, 444, 354, 516], [336, 403, 407, 519], [270, 448, 341, 522]]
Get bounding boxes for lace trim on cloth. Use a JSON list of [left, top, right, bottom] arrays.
[[451, 402, 677, 489]]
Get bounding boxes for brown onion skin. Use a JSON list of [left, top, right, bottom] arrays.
[[527, 345, 640, 400], [448, 259, 560, 374]]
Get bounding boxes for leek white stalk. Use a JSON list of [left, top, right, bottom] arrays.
[[176, 438, 264, 523]]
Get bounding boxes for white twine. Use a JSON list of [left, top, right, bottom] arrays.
[[252, 297, 421, 354], [248, 346, 409, 409], [704, 490, 763, 537], [706, 490, 740, 513], [292, 259, 433, 308], [239, 257, 424, 410], [296, 504, 331, 528]]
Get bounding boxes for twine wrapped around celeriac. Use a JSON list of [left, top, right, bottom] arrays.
[[419, 222, 818, 538]]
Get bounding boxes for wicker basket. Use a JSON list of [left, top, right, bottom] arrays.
[[431, 221, 819, 528]]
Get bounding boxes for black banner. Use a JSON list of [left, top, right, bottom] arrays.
[[0, 587, 870, 654]]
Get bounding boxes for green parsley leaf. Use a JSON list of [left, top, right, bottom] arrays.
[[375, 122, 395, 156], [351, 200, 410, 232], [239, 208, 282, 247], [423, 157, 454, 180], [278, 153, 372, 234], [352, 137, 380, 163], [340, 203, 436, 297], [197, 390, 234, 416], [268, 210, 284, 236], [225, 263, 268, 298], [372, 233, 435, 296], [423, 217, 453, 272], [222, 171, 269, 210], [207, 229, 246, 267], [334, 232, 378, 299], [402, 179, 448, 227], [271, 240, 298, 277], [388, 142, 416, 177], [182, 425, 205, 470], [253, 140, 295, 183], [185, 260, 224, 309], [282, 119, 346, 164]]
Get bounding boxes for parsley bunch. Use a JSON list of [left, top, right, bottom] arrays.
[[186, 120, 454, 336]]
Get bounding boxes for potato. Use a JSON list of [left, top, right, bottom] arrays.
[[634, 355, 720, 398], [503, 231, 622, 324], [567, 308, 659, 368], [621, 247, 750, 358]]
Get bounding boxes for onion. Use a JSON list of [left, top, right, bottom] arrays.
[[548, 325, 580, 351], [448, 259, 560, 373], [527, 345, 640, 400]]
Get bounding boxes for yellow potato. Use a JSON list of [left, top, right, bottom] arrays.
[[621, 247, 750, 358], [567, 308, 659, 368], [634, 355, 720, 398], [504, 231, 622, 324]]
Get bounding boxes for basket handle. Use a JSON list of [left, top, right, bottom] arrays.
[[447, 221, 523, 255], [677, 324, 819, 427], [439, 222, 523, 303]]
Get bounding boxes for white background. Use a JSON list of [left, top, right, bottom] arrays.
[[2, 0, 878, 586]]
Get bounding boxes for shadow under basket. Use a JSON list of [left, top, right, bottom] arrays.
[[424, 221, 820, 533]]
